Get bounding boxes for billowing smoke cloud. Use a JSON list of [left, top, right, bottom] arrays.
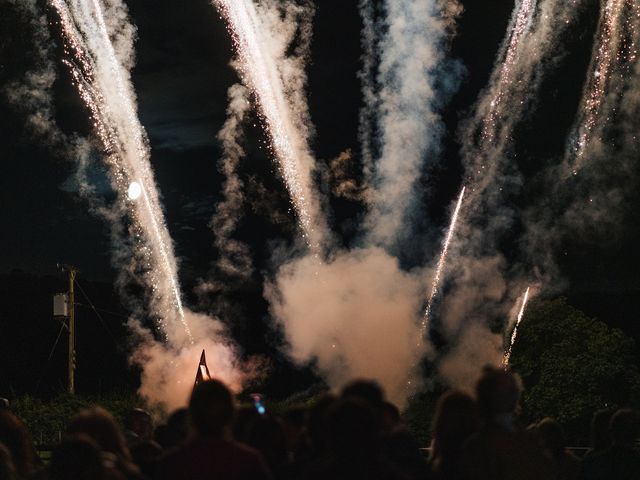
[[438, 321, 503, 392], [363, 0, 462, 249], [266, 247, 429, 406], [129, 309, 255, 410]]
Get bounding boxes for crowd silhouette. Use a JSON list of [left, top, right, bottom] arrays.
[[0, 366, 639, 480]]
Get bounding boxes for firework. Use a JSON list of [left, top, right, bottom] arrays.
[[503, 287, 531, 367], [422, 186, 466, 333], [212, 0, 327, 253], [569, 0, 640, 173], [51, 0, 192, 343], [481, 0, 537, 144]]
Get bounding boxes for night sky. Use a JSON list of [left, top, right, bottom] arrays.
[[1, 0, 639, 394]]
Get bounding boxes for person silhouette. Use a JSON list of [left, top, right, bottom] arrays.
[[157, 379, 271, 480]]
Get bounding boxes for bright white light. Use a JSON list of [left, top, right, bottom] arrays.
[[127, 181, 142, 200]]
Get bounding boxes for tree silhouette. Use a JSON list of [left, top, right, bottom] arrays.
[[510, 297, 640, 441]]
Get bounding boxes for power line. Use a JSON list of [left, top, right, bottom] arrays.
[[73, 279, 119, 345], [35, 322, 67, 393]]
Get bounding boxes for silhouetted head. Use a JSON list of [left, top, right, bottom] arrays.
[[0, 411, 38, 477], [381, 401, 401, 433], [432, 390, 480, 463], [189, 379, 235, 438], [49, 434, 104, 480], [610, 409, 640, 447], [536, 417, 566, 458], [67, 406, 131, 461], [476, 366, 522, 417], [246, 415, 288, 470], [156, 407, 190, 448], [307, 393, 337, 453], [282, 406, 307, 452], [341, 379, 385, 411], [591, 409, 613, 451], [125, 408, 153, 442], [233, 405, 260, 444], [327, 398, 379, 458]]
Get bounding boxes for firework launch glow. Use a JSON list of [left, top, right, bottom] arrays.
[[503, 287, 531, 367], [50, 0, 193, 342]]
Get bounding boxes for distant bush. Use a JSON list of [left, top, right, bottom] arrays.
[[10, 392, 144, 445]]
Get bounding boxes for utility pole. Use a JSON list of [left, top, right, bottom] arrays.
[[56, 265, 78, 394], [67, 266, 77, 395]]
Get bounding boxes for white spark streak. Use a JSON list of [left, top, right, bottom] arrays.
[[503, 287, 531, 367], [422, 186, 466, 332]]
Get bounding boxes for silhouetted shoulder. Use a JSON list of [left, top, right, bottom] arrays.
[[158, 437, 271, 480]]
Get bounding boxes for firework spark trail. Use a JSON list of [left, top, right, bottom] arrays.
[[463, 0, 590, 200], [51, 0, 193, 343], [422, 186, 466, 332], [212, 0, 328, 253], [568, 0, 640, 174], [502, 287, 531, 367], [481, 0, 536, 143]]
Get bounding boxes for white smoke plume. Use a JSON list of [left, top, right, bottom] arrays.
[[357, 0, 378, 185], [4, 0, 64, 144], [266, 247, 430, 406], [210, 83, 254, 280], [364, 0, 462, 248]]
